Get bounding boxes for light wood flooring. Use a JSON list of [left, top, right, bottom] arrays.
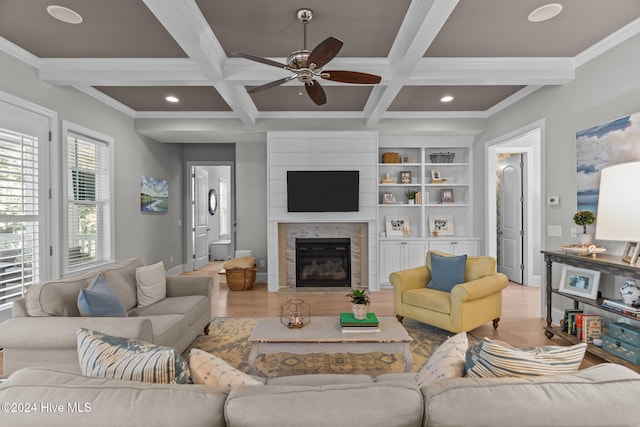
[[185, 261, 601, 368]]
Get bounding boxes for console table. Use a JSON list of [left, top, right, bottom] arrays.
[[542, 250, 640, 372]]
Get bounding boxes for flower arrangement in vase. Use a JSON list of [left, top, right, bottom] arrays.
[[573, 210, 596, 246]]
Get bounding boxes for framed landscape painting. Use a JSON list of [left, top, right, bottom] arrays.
[[141, 176, 169, 212]]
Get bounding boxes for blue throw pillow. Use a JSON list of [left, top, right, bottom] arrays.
[[78, 274, 127, 317], [426, 253, 467, 292]]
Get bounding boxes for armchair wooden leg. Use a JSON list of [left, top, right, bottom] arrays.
[[395, 315, 404, 323], [203, 322, 210, 335], [492, 317, 500, 330]]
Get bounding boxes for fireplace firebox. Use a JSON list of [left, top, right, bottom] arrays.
[[295, 238, 351, 287]]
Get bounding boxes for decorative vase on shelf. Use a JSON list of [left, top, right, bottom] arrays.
[[577, 233, 592, 246], [620, 279, 640, 306]]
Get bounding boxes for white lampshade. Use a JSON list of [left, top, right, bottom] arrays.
[[595, 161, 640, 242]]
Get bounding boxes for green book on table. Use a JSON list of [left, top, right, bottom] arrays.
[[340, 312, 379, 326]]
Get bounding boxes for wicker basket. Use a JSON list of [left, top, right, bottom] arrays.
[[382, 152, 399, 163], [429, 152, 455, 163], [225, 267, 257, 291]]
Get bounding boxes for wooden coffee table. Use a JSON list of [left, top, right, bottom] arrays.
[[247, 316, 413, 374]]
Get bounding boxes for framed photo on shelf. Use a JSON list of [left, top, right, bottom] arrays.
[[386, 215, 410, 237], [440, 188, 454, 203], [382, 192, 396, 204], [399, 171, 412, 184], [622, 242, 640, 264], [428, 214, 454, 236], [559, 266, 600, 300], [401, 154, 410, 163]]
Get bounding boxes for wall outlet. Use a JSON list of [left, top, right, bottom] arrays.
[[259, 259, 265, 268], [170, 255, 173, 263], [546, 195, 560, 206]]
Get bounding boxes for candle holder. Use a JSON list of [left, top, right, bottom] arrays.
[[280, 299, 310, 329]]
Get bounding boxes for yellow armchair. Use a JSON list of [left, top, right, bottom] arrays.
[[389, 250, 508, 333]]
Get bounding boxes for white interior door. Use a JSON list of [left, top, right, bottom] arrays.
[[498, 154, 524, 283], [193, 167, 209, 270]]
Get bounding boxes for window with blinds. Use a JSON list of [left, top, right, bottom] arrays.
[[0, 127, 40, 311], [64, 129, 112, 271]]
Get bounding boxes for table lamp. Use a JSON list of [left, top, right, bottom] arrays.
[[595, 161, 640, 264]]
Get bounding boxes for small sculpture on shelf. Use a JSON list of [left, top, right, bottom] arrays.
[[620, 279, 640, 307]]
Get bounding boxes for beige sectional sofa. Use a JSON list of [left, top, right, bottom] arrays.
[[1, 363, 639, 426], [0, 257, 212, 375]]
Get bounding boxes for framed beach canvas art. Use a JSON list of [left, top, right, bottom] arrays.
[[141, 176, 169, 212]]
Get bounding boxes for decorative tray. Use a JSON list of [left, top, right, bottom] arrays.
[[561, 244, 606, 254]]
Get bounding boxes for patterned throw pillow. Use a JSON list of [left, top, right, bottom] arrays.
[[426, 253, 467, 292], [414, 332, 468, 387], [465, 338, 587, 378], [76, 328, 190, 384], [77, 274, 127, 317], [189, 348, 263, 392], [135, 261, 166, 307]]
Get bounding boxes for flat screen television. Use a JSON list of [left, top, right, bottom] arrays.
[[287, 170, 359, 212]]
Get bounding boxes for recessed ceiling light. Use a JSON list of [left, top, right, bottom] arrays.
[[165, 96, 179, 103], [528, 3, 563, 23], [440, 95, 454, 103], [46, 5, 83, 24]]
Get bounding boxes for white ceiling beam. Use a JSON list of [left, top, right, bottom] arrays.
[[143, 0, 255, 125], [365, 0, 459, 125]]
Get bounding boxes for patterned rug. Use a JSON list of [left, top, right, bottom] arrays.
[[185, 317, 475, 378]]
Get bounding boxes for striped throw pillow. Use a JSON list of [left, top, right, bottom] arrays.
[[189, 349, 263, 392], [465, 338, 587, 378], [76, 328, 190, 384]]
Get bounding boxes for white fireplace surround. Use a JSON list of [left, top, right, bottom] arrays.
[[266, 131, 379, 292]]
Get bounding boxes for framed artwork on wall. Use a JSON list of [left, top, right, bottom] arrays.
[[140, 176, 168, 213]]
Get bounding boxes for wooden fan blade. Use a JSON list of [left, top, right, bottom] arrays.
[[247, 76, 295, 94], [305, 80, 327, 105], [308, 37, 343, 69], [231, 51, 289, 70], [322, 70, 382, 84]]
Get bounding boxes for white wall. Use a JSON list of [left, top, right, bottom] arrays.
[[0, 50, 184, 274]]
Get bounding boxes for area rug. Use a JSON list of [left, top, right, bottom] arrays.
[[185, 317, 475, 378]]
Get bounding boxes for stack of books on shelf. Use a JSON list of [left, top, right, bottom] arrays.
[[562, 309, 603, 344], [602, 299, 640, 317], [340, 312, 380, 333]]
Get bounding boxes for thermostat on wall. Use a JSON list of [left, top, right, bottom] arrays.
[[546, 195, 560, 206]]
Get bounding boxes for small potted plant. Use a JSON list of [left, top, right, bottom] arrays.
[[346, 288, 370, 320], [405, 189, 417, 205], [573, 210, 596, 246]]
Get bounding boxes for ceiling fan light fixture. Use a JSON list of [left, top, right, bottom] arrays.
[[46, 5, 83, 24], [528, 3, 563, 23], [165, 96, 179, 103], [440, 95, 454, 103]]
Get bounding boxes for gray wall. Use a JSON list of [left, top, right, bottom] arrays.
[[0, 50, 184, 274]]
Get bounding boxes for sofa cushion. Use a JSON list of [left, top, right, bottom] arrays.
[[226, 381, 423, 427], [25, 269, 98, 317], [403, 288, 450, 314], [415, 332, 468, 387], [427, 253, 467, 292], [266, 374, 373, 386], [465, 338, 587, 378], [76, 328, 190, 384], [190, 349, 263, 392], [0, 367, 228, 427], [133, 295, 208, 327], [101, 257, 144, 311], [136, 261, 167, 307], [77, 274, 127, 317], [145, 314, 189, 347]]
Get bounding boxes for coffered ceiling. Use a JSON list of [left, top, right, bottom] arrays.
[[1, 0, 639, 142]]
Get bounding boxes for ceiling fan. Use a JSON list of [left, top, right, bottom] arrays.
[[232, 8, 382, 106]]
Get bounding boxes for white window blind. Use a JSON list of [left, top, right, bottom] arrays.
[[64, 129, 112, 271], [0, 126, 40, 311]]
